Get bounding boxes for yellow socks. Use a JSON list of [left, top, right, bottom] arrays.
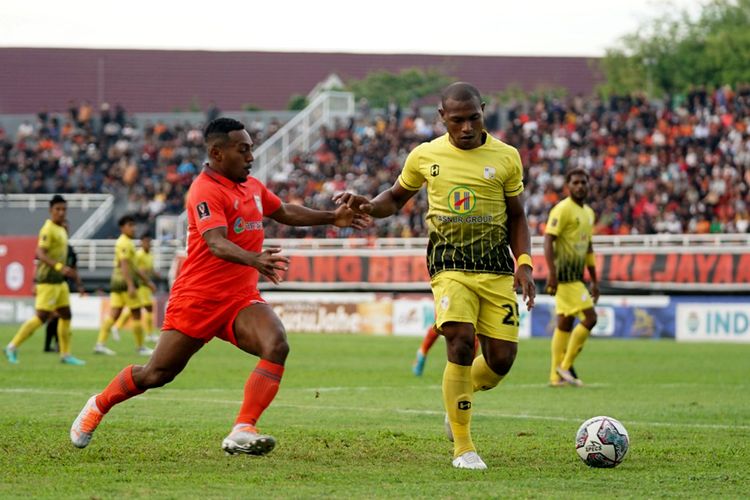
[[133, 323, 145, 348], [10, 316, 43, 347], [471, 355, 504, 392], [550, 328, 570, 382], [57, 318, 71, 356], [143, 310, 153, 334], [97, 317, 115, 344], [561, 324, 590, 370], [443, 361, 475, 457]]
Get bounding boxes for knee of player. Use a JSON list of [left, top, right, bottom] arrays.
[[484, 349, 516, 376], [583, 310, 598, 329], [265, 338, 290, 362], [139, 365, 178, 389]]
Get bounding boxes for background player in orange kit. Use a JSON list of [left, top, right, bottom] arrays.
[[70, 117, 368, 455]]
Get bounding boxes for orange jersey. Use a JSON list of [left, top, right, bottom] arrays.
[[171, 167, 281, 300]]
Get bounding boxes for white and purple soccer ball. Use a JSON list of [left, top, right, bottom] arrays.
[[575, 416, 630, 468]]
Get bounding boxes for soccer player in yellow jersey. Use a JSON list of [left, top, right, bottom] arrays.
[[4, 195, 85, 365], [544, 168, 599, 387], [112, 234, 161, 343], [335, 82, 535, 470], [94, 215, 155, 356]]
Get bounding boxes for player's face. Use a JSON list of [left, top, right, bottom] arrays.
[[221, 129, 255, 183], [439, 97, 485, 150], [568, 174, 589, 202], [122, 221, 136, 238], [141, 237, 151, 252], [49, 202, 67, 225]]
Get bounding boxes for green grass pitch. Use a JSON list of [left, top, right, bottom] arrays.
[[0, 325, 748, 498]]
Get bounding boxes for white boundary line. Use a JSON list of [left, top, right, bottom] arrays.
[[2, 387, 748, 431]]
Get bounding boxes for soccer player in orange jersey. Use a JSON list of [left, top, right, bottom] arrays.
[[70, 117, 368, 454]]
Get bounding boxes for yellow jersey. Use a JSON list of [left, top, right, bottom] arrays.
[[398, 132, 524, 277], [135, 248, 154, 280], [110, 234, 140, 292], [35, 219, 68, 284], [545, 196, 595, 282]]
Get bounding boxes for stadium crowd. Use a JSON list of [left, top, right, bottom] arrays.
[[2, 86, 750, 238]]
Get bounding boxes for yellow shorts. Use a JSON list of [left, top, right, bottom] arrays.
[[554, 281, 594, 317], [431, 271, 519, 343], [110, 290, 143, 310], [137, 285, 153, 308], [35, 283, 70, 311]]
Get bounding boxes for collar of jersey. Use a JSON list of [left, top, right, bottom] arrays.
[[202, 165, 246, 192], [444, 130, 490, 153]]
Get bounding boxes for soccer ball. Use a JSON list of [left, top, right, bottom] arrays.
[[575, 416, 629, 468]]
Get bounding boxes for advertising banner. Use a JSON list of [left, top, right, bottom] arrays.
[[0, 236, 37, 296], [675, 303, 750, 343], [529, 295, 674, 339], [256, 251, 750, 292]]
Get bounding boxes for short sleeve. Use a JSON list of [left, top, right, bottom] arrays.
[[260, 183, 282, 216], [115, 238, 132, 264], [504, 147, 524, 197], [188, 181, 228, 235], [38, 224, 52, 250], [545, 203, 564, 236], [397, 147, 425, 191]]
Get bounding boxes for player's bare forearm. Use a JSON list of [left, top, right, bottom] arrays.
[[333, 182, 417, 218], [544, 234, 557, 280], [367, 190, 405, 218], [206, 236, 263, 266], [270, 203, 336, 226]]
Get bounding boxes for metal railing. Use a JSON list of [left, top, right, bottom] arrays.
[[251, 91, 355, 183], [69, 195, 114, 239], [70, 238, 184, 274], [0, 193, 111, 211]]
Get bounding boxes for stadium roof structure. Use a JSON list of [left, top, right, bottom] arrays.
[[0, 48, 601, 114]]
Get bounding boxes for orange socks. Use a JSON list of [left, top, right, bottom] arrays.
[[419, 326, 439, 354], [236, 359, 285, 426], [95, 365, 145, 414]]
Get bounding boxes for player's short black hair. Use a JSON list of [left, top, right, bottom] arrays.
[[441, 82, 482, 107], [565, 167, 589, 183], [204, 117, 245, 145], [118, 214, 136, 227], [49, 194, 66, 207], [140, 232, 153, 240]]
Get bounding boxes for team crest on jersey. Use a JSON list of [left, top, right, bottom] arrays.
[[196, 201, 211, 220], [483, 166, 496, 179], [430, 164, 440, 177], [254, 195, 263, 214], [447, 186, 477, 215]]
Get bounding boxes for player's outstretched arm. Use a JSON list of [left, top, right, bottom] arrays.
[[268, 203, 370, 229], [202, 227, 289, 284], [333, 181, 418, 219], [507, 194, 536, 310]]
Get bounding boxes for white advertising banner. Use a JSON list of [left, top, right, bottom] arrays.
[[70, 294, 104, 330], [676, 303, 750, 343]]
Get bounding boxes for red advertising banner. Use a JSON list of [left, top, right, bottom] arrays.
[[266, 251, 750, 292], [0, 236, 37, 296]]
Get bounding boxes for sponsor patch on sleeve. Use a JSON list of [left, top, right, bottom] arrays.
[[550, 218, 558, 227], [196, 201, 211, 220]]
